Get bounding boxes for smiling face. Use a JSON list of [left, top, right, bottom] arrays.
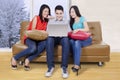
[[70, 8, 77, 19], [55, 10, 64, 21], [42, 8, 49, 18]]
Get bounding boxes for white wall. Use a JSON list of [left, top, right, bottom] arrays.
[[72, 0, 120, 52]]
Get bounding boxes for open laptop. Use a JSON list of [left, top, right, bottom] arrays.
[[47, 21, 70, 37]]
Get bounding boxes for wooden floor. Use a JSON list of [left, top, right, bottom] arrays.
[[0, 52, 120, 80]]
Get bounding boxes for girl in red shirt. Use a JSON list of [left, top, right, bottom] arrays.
[[11, 4, 51, 71]]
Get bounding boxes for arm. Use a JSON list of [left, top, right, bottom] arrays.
[[46, 15, 55, 19], [27, 16, 37, 30], [73, 21, 89, 33], [31, 16, 37, 30]]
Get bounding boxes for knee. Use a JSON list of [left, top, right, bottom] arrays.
[[74, 40, 82, 47], [75, 40, 81, 44], [28, 46, 36, 53]]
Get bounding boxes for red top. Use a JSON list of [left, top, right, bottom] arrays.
[[23, 16, 48, 43]]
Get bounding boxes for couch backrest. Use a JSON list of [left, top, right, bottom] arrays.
[[20, 21, 30, 44], [87, 22, 102, 43], [20, 21, 102, 44]]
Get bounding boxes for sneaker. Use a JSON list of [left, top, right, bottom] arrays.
[[45, 67, 54, 77], [61, 67, 69, 78]]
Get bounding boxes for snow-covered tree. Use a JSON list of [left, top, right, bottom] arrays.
[[0, 0, 30, 47]]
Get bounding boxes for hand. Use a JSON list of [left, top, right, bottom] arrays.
[[73, 29, 80, 33], [46, 15, 55, 19]]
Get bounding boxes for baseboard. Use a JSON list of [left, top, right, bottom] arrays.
[[0, 48, 120, 53], [111, 49, 120, 53], [0, 48, 12, 52]]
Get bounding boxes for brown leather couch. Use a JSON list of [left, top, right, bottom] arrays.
[[12, 21, 110, 66]]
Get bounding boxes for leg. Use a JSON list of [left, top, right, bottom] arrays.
[[14, 38, 37, 60], [69, 39, 75, 59], [60, 37, 70, 78], [45, 37, 55, 77], [70, 39, 82, 75], [73, 40, 82, 66], [27, 40, 46, 61], [23, 40, 46, 71], [46, 37, 55, 68], [11, 38, 36, 69], [81, 37, 92, 47], [60, 37, 70, 68], [71, 37, 92, 66], [70, 39, 82, 66]]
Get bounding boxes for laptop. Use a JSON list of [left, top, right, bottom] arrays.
[[47, 21, 70, 37]]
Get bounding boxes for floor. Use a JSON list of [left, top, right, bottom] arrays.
[[0, 52, 120, 80]]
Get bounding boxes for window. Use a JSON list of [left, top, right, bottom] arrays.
[[25, 0, 71, 20]]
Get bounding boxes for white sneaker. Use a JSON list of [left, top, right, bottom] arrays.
[[45, 67, 54, 77], [61, 67, 69, 78]]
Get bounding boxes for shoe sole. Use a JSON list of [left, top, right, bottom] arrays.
[[11, 67, 17, 70], [24, 68, 30, 71]]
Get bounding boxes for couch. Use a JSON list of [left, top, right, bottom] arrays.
[[12, 21, 110, 66]]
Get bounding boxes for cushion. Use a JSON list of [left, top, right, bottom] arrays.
[[68, 31, 91, 40], [26, 30, 48, 41]]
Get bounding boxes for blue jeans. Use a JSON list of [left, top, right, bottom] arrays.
[[70, 37, 92, 66], [14, 38, 46, 61], [46, 37, 70, 68]]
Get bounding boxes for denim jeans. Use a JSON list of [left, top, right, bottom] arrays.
[[70, 37, 92, 66], [46, 37, 70, 68], [14, 38, 46, 61]]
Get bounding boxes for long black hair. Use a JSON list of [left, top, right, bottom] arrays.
[[69, 5, 81, 30], [39, 4, 51, 22]]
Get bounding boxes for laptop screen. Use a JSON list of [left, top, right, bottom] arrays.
[[47, 20, 70, 37]]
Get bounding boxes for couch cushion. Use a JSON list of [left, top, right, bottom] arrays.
[[54, 42, 110, 56], [12, 42, 110, 57], [81, 42, 110, 56], [12, 42, 27, 55]]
